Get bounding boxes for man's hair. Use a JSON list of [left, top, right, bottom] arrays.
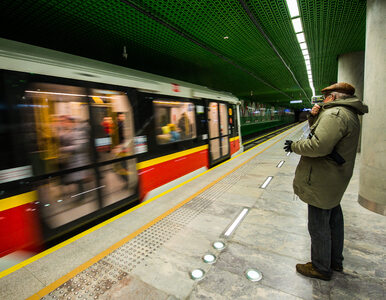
[[331, 91, 351, 99]]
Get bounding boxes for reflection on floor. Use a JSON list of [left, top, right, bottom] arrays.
[[0, 251, 35, 273]]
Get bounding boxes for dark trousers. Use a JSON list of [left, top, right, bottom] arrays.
[[308, 204, 344, 276]]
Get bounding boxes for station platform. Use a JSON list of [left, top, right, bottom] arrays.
[[1, 122, 385, 300]]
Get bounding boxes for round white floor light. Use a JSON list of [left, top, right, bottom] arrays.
[[190, 269, 205, 281], [202, 254, 217, 264], [245, 269, 263, 282], [212, 241, 226, 250]]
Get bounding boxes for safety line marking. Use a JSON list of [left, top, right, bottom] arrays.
[[0, 122, 303, 282], [26, 123, 302, 299]]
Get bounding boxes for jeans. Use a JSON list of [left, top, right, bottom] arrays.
[[308, 204, 344, 276]]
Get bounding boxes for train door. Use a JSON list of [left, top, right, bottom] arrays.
[[17, 81, 139, 230], [208, 101, 230, 166], [89, 89, 138, 208]]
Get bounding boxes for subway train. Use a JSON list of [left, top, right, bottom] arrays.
[[0, 38, 243, 260]]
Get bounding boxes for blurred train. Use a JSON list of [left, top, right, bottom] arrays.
[[0, 38, 242, 262]]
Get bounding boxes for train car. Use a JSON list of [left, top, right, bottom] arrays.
[[0, 38, 242, 264]]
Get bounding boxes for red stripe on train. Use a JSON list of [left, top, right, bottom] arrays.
[[138, 149, 209, 199], [0, 203, 42, 257]]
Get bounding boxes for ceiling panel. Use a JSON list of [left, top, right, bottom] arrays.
[[0, 0, 366, 108]]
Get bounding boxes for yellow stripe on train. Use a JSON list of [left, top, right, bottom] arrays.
[[136, 145, 208, 170], [0, 191, 37, 211]]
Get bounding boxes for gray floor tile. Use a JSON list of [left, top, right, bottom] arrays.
[[242, 207, 308, 237], [100, 274, 170, 300], [253, 190, 308, 220], [0, 268, 44, 300], [75, 224, 131, 256], [185, 212, 236, 240], [25, 243, 92, 285], [233, 221, 310, 261], [130, 247, 203, 299], [163, 227, 220, 258], [190, 266, 302, 300]]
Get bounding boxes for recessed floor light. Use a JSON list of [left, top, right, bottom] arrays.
[[190, 269, 205, 280], [202, 254, 217, 264], [213, 241, 226, 250], [223, 208, 249, 237], [245, 269, 263, 282], [260, 176, 273, 189]]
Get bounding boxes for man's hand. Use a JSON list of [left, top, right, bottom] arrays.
[[311, 104, 321, 116], [284, 140, 293, 152]]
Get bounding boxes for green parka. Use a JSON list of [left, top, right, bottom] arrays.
[[291, 97, 368, 209]]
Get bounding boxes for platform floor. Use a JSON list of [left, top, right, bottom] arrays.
[[0, 122, 385, 300]]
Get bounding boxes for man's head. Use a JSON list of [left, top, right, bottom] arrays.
[[117, 112, 125, 121], [321, 82, 355, 103]]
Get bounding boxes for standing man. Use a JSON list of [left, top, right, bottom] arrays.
[[284, 82, 368, 280], [117, 112, 126, 145]]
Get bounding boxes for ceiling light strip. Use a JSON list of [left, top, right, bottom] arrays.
[[286, 0, 300, 18], [300, 43, 307, 50], [292, 18, 303, 33], [285, 0, 315, 100], [238, 0, 309, 100]]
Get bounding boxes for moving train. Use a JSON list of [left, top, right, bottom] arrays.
[[0, 38, 243, 261]]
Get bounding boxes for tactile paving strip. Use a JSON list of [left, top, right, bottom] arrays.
[[41, 152, 264, 299]]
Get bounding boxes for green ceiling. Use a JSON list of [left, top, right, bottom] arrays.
[[0, 0, 366, 108]]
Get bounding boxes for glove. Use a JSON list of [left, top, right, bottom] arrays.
[[284, 140, 293, 152]]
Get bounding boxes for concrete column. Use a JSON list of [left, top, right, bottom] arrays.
[[337, 51, 365, 100], [337, 51, 365, 152], [358, 0, 386, 215]]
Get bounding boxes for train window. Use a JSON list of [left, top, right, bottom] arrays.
[[232, 105, 239, 137], [0, 71, 35, 175], [89, 89, 137, 206], [153, 100, 196, 145], [208, 102, 220, 160], [23, 82, 100, 227], [208, 102, 231, 163], [90, 90, 135, 160]]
